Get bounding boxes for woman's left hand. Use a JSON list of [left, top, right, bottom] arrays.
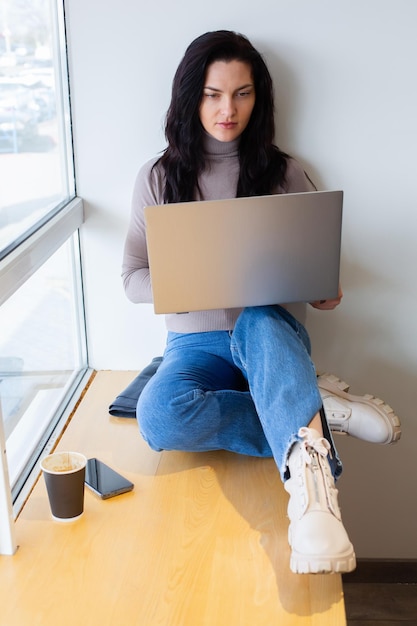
[[309, 284, 343, 310]]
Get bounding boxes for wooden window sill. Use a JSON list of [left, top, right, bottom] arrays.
[[0, 371, 346, 625]]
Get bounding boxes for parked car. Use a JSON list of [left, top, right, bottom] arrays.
[[0, 79, 40, 152], [16, 69, 56, 122]]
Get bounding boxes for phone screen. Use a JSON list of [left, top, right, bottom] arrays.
[[85, 458, 134, 499]]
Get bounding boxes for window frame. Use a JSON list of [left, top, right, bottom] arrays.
[[0, 198, 83, 307]]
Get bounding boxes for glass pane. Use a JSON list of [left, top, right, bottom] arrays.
[[0, 0, 75, 257], [0, 234, 87, 489]]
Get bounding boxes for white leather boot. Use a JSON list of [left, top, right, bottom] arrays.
[[284, 427, 356, 574], [318, 373, 401, 444]]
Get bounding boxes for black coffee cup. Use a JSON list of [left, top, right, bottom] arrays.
[[41, 452, 87, 521]]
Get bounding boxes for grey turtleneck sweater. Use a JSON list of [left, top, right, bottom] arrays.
[[122, 135, 315, 333]]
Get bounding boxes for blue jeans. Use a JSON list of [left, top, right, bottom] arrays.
[[137, 305, 342, 481]]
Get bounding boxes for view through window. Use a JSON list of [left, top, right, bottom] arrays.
[[1, 234, 87, 496], [0, 0, 75, 256], [0, 0, 87, 509]]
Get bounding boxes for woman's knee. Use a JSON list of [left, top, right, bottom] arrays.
[[238, 305, 311, 354], [137, 383, 200, 451], [137, 389, 173, 450]]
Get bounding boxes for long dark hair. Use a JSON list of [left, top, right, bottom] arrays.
[[157, 30, 289, 203]]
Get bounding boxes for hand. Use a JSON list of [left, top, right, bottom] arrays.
[[309, 284, 343, 310]]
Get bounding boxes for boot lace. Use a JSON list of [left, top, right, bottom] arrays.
[[298, 426, 331, 463]]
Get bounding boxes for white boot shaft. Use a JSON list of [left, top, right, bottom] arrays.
[[286, 428, 340, 521]]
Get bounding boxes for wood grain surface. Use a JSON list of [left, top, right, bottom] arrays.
[[0, 371, 346, 625]]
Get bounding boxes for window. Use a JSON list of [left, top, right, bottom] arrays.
[[0, 0, 75, 258], [0, 0, 88, 530], [1, 227, 88, 502]]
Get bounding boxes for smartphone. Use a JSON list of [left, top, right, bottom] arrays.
[[85, 458, 134, 499]]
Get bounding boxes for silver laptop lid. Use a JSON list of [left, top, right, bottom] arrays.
[[145, 190, 343, 314]]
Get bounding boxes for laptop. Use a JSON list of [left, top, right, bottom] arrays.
[[144, 190, 343, 314]]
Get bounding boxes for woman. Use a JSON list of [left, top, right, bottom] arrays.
[[122, 30, 355, 574]]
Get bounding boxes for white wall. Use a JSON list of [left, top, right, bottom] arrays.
[[65, 0, 417, 558]]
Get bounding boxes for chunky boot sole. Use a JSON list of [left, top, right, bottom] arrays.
[[318, 376, 401, 444], [289, 544, 357, 575], [318, 373, 350, 393]]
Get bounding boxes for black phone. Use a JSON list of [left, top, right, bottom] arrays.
[[85, 458, 134, 499]]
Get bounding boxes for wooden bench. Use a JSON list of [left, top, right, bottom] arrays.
[[0, 371, 346, 625]]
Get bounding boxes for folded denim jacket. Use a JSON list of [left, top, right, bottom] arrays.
[[108, 356, 163, 418]]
